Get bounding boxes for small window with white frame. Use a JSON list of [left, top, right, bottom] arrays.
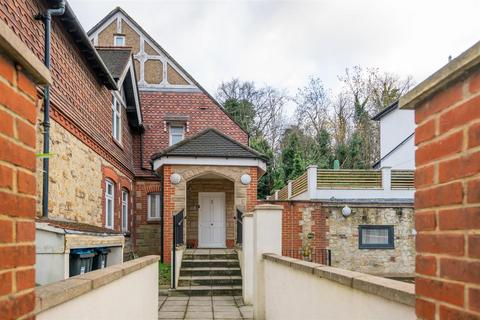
[[114, 35, 125, 46], [112, 95, 121, 142], [121, 189, 129, 232], [148, 193, 161, 221], [105, 179, 115, 229], [169, 126, 184, 146]]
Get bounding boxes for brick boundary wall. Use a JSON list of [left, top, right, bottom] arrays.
[[0, 41, 49, 319], [261, 200, 328, 264], [409, 63, 480, 318]]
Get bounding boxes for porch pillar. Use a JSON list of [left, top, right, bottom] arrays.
[[163, 165, 173, 263], [253, 204, 283, 320]]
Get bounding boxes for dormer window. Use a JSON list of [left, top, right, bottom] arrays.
[[169, 126, 184, 146], [114, 35, 125, 46]]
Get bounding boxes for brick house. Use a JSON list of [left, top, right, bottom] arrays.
[[88, 7, 265, 263], [1, 0, 264, 290]]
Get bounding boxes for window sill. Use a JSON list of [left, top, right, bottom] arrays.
[[112, 137, 123, 150], [147, 219, 161, 224], [359, 246, 395, 250]]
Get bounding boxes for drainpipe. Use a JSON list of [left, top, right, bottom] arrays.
[[35, 1, 66, 218], [152, 164, 164, 263]]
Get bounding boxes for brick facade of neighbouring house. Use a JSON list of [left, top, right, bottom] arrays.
[[0, 43, 49, 319], [400, 45, 480, 319]]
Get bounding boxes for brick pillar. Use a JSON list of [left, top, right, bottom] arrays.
[[0, 33, 49, 319], [246, 167, 258, 211], [163, 165, 173, 263], [400, 44, 480, 319]]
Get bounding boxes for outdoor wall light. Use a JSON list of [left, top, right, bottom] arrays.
[[240, 174, 252, 185], [342, 205, 352, 217], [170, 173, 182, 185]]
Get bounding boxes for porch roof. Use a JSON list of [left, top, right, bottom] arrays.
[[152, 128, 267, 160], [151, 128, 267, 173]]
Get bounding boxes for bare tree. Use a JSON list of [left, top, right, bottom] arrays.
[[331, 91, 352, 148], [293, 77, 331, 138], [216, 79, 288, 152]]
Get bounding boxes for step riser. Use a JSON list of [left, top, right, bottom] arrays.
[[179, 279, 242, 287], [170, 289, 242, 297], [182, 261, 239, 268], [180, 269, 241, 277], [183, 254, 238, 260], [175, 250, 242, 297]]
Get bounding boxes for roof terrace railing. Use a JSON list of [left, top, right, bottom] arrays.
[[317, 169, 382, 189], [271, 166, 415, 201], [391, 170, 415, 189]]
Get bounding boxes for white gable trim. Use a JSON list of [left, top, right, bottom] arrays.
[[89, 11, 197, 91], [152, 156, 267, 174]]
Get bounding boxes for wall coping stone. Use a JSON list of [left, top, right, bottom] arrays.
[[263, 253, 414, 307], [35, 255, 159, 314], [399, 40, 480, 110], [254, 204, 284, 211], [0, 19, 51, 85]]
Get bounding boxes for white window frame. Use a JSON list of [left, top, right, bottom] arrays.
[[121, 189, 129, 232], [169, 125, 184, 146], [105, 179, 115, 229], [112, 95, 122, 143], [148, 193, 161, 221], [114, 35, 125, 46]]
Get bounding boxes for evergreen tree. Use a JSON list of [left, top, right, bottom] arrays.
[[223, 98, 255, 134]]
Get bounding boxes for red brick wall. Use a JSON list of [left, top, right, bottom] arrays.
[[0, 0, 136, 178], [163, 165, 173, 263], [262, 200, 328, 264], [135, 91, 249, 175], [0, 55, 37, 320], [133, 179, 162, 256], [414, 72, 480, 319]]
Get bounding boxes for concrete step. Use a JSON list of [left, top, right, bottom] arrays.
[[180, 267, 241, 277], [183, 253, 238, 260], [170, 285, 242, 297], [182, 259, 239, 268], [179, 275, 242, 287]]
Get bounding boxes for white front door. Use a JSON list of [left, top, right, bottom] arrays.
[[198, 192, 226, 248]]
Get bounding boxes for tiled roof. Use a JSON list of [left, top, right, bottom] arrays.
[[36, 218, 123, 235], [96, 47, 132, 80], [151, 128, 266, 160]]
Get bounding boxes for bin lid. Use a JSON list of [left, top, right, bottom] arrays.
[[71, 249, 95, 257], [95, 247, 111, 254]]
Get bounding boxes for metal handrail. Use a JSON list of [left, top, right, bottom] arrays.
[[236, 208, 243, 245], [172, 209, 185, 289]]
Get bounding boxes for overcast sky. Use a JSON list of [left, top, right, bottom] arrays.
[[71, 0, 480, 114]]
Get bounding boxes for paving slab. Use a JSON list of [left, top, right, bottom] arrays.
[[158, 296, 251, 319]]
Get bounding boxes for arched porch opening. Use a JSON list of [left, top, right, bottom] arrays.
[[185, 172, 235, 248]]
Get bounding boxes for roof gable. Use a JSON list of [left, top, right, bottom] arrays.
[[152, 128, 265, 160], [88, 7, 248, 136]]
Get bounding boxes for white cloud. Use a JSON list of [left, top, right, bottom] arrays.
[[71, 0, 480, 115]]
